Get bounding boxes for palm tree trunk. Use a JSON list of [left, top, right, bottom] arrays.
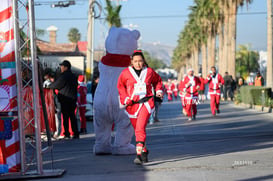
[[201, 43, 207, 77], [193, 47, 199, 74], [211, 34, 216, 67], [267, 0, 273, 88], [228, 0, 237, 79], [178, 65, 186, 81], [207, 34, 212, 70], [218, 22, 224, 75], [223, 5, 230, 75]]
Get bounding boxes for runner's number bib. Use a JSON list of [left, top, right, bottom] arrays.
[[134, 83, 146, 95]]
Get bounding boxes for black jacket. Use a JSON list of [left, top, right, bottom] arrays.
[[49, 69, 77, 103]]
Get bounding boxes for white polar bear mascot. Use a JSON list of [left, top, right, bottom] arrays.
[[93, 26, 141, 155]]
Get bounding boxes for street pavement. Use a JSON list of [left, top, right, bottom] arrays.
[[34, 99, 273, 181]]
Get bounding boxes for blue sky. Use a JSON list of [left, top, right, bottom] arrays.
[[28, 0, 267, 50]]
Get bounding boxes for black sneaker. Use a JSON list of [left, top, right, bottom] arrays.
[[134, 155, 143, 165], [141, 150, 149, 163], [80, 128, 87, 134], [217, 109, 220, 114], [72, 134, 80, 139]]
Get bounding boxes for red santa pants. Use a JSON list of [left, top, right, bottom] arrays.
[[129, 106, 150, 143], [185, 102, 197, 117], [78, 107, 86, 129], [173, 91, 178, 99], [167, 93, 173, 101], [210, 94, 220, 115]]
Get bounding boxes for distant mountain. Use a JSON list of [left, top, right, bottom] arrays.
[[140, 42, 175, 66]]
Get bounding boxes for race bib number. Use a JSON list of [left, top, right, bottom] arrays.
[[134, 83, 146, 95]]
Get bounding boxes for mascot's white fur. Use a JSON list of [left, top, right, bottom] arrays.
[[93, 26, 140, 155]]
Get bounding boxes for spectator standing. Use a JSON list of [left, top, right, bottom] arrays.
[[223, 72, 234, 101], [254, 72, 264, 86], [49, 60, 79, 139], [77, 75, 87, 134], [49, 73, 62, 138]]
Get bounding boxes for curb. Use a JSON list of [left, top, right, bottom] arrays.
[[234, 102, 272, 114]]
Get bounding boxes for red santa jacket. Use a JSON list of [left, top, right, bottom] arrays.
[[181, 75, 201, 104], [77, 83, 87, 107], [173, 81, 178, 93], [204, 73, 225, 95], [117, 66, 163, 118], [178, 80, 185, 97], [165, 81, 174, 94]]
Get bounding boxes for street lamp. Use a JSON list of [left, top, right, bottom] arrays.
[[51, 1, 75, 8]]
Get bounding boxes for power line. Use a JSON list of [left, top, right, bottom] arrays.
[[24, 11, 267, 22]]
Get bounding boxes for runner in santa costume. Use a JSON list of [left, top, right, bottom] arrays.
[[165, 79, 174, 101], [178, 74, 187, 115], [204, 66, 225, 116], [77, 75, 87, 134], [181, 69, 201, 121], [172, 79, 178, 100], [117, 50, 163, 165], [198, 73, 205, 102]]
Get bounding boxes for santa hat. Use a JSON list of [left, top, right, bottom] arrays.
[[187, 68, 194, 73], [78, 75, 85, 83]]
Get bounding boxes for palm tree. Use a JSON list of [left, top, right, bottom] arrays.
[[105, 0, 122, 27], [67, 28, 81, 43], [267, 0, 273, 88], [226, 0, 253, 79], [236, 44, 259, 79]]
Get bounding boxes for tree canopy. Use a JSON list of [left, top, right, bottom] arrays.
[[236, 44, 259, 79], [67, 28, 81, 43]]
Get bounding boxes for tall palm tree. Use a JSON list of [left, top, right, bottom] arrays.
[[67, 27, 81, 43], [267, 0, 273, 88], [227, 0, 252, 78], [105, 0, 122, 27]]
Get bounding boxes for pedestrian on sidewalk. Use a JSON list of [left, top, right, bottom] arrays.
[[117, 50, 163, 165], [49, 60, 80, 139], [205, 66, 225, 116], [181, 68, 201, 121]]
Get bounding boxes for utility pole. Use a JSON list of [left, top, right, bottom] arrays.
[[267, 0, 273, 88], [86, 0, 95, 81]]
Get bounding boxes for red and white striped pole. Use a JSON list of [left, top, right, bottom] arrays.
[[0, 0, 21, 173]]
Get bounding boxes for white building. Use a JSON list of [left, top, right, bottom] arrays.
[[259, 50, 267, 79]]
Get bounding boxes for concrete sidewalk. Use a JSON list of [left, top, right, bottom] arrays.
[[23, 100, 273, 180]]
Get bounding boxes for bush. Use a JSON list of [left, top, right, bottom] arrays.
[[234, 91, 242, 104], [238, 86, 272, 106]]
